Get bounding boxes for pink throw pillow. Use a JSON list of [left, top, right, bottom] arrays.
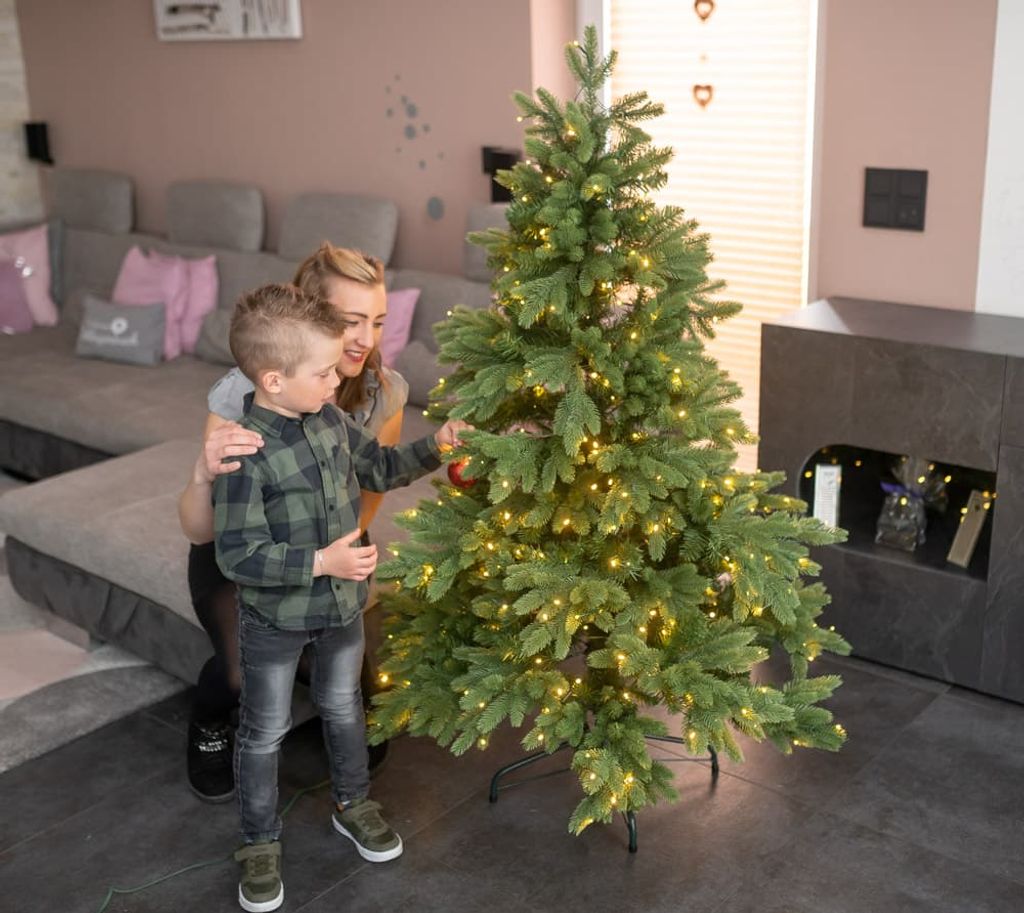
[[0, 224, 57, 326], [0, 260, 35, 334], [149, 250, 218, 354], [112, 246, 189, 359], [380, 287, 420, 367]]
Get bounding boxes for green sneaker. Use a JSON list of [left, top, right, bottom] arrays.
[[234, 841, 283, 912], [332, 798, 404, 862]]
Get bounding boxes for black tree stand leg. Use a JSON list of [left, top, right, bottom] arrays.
[[489, 737, 718, 853], [488, 744, 572, 803]]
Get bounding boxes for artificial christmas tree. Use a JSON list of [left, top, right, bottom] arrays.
[[370, 27, 849, 839]]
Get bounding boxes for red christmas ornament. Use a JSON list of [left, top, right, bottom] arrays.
[[447, 459, 475, 489]]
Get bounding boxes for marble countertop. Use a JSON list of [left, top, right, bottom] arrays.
[[769, 297, 1024, 359]]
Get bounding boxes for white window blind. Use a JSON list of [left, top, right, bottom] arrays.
[[610, 0, 815, 469]]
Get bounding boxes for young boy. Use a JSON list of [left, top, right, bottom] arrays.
[[213, 284, 466, 913]]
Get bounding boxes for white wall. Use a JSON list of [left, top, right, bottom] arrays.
[[975, 0, 1024, 316], [0, 0, 41, 224]]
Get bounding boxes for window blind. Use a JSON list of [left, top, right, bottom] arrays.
[[610, 0, 815, 469]]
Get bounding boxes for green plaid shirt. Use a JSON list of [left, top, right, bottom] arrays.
[[213, 395, 441, 630]]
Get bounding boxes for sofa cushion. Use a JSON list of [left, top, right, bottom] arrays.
[[147, 249, 218, 354], [0, 324, 220, 454], [62, 227, 144, 304], [76, 295, 166, 366], [52, 169, 134, 233], [0, 322, 80, 362], [112, 246, 188, 359], [47, 218, 65, 306], [0, 260, 34, 334], [380, 287, 420, 367], [194, 307, 235, 366], [0, 439, 201, 626], [393, 339, 455, 409], [149, 240, 296, 312], [463, 203, 508, 283], [166, 181, 264, 253], [388, 268, 493, 352], [0, 223, 58, 326], [278, 193, 398, 264]]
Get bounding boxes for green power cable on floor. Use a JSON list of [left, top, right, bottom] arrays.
[[94, 779, 331, 913]]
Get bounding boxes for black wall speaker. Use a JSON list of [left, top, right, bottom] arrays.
[[24, 122, 53, 165], [481, 146, 521, 203]]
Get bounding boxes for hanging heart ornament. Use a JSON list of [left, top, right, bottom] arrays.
[[694, 0, 715, 21], [693, 84, 714, 108]]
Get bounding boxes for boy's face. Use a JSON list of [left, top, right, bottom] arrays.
[[326, 277, 388, 378], [262, 330, 345, 418]]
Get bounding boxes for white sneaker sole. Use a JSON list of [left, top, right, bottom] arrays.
[[332, 816, 404, 862], [238, 881, 283, 912]]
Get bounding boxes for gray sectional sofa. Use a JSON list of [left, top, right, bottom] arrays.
[[0, 169, 501, 683]]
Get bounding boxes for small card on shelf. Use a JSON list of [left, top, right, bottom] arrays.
[[947, 489, 991, 568], [813, 464, 842, 528]]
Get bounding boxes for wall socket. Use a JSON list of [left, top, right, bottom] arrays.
[[863, 167, 927, 231]]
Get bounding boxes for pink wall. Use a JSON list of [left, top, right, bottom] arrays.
[[815, 0, 998, 310], [16, 0, 539, 273], [530, 0, 577, 103]]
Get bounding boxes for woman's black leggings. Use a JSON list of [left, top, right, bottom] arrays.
[[187, 541, 380, 726]]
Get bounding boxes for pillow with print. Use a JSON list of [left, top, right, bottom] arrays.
[[75, 294, 166, 366], [0, 223, 58, 326], [0, 260, 35, 335]]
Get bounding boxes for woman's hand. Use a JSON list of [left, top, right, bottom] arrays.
[[435, 420, 473, 452], [193, 422, 264, 484], [318, 528, 378, 581]]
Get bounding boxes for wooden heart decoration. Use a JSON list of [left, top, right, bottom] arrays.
[[693, 84, 714, 108], [694, 0, 715, 21]]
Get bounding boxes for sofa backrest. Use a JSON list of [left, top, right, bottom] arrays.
[[52, 168, 134, 234], [55, 173, 297, 318], [49, 169, 507, 374], [388, 267, 494, 354], [278, 193, 399, 265], [463, 202, 508, 283], [166, 180, 265, 253]]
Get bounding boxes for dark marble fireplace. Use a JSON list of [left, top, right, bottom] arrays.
[[758, 296, 1024, 704]]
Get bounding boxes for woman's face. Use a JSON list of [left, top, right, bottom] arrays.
[[326, 277, 387, 378]]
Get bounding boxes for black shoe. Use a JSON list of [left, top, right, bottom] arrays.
[[368, 739, 389, 778], [188, 721, 235, 803]]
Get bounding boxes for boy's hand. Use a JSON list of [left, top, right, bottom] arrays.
[[435, 420, 473, 452], [319, 528, 378, 581], [194, 422, 264, 484]]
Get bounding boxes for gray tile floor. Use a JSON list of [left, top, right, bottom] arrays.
[[1, 653, 1022, 913]]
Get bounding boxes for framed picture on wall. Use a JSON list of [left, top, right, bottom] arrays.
[[153, 1, 303, 42]]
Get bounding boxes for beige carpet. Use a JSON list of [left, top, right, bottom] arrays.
[[0, 471, 185, 773]]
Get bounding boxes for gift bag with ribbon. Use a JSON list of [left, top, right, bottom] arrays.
[[875, 456, 947, 552]]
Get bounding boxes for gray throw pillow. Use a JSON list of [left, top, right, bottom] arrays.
[[75, 294, 165, 366], [392, 339, 454, 408], [194, 307, 236, 366]]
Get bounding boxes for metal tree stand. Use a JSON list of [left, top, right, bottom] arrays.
[[488, 736, 719, 853]]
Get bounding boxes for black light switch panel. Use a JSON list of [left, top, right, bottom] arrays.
[[863, 167, 927, 231]]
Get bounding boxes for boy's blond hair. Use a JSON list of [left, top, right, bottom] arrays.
[[229, 283, 346, 383]]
